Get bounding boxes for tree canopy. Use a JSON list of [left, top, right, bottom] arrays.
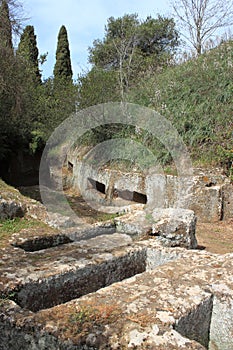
[[0, 1, 231, 179], [79, 14, 179, 104], [0, 5, 77, 164], [89, 14, 179, 71]]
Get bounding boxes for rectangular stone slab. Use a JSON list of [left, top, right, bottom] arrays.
[[0, 241, 233, 349]]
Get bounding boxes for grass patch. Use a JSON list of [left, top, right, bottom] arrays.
[[93, 212, 122, 222], [0, 217, 48, 245], [0, 179, 18, 192], [68, 304, 120, 337], [0, 178, 23, 200]]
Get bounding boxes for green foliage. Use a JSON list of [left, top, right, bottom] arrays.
[[17, 25, 41, 83], [0, 217, 47, 244], [0, 49, 33, 160], [87, 13, 179, 101], [89, 14, 140, 69], [29, 128, 46, 154], [53, 25, 73, 84], [0, 2, 78, 164], [0, 2, 15, 158], [77, 67, 121, 144], [69, 306, 93, 330], [78, 67, 120, 109], [0, 0, 13, 50], [128, 40, 233, 165], [0, 2, 231, 173], [89, 14, 179, 72], [216, 146, 233, 180], [94, 212, 122, 222], [0, 4, 40, 160], [138, 16, 179, 56], [0, 291, 18, 306], [34, 77, 78, 142], [0, 178, 15, 190]]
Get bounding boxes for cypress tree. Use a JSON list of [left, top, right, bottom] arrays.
[[17, 25, 41, 83], [0, 0, 13, 51], [53, 25, 73, 83]]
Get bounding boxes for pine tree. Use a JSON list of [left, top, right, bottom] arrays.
[[53, 25, 73, 83], [17, 25, 41, 83], [0, 0, 13, 51]]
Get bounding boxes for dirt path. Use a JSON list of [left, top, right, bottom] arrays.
[[196, 220, 233, 254]]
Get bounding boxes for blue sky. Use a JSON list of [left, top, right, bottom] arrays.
[[23, 0, 171, 80]]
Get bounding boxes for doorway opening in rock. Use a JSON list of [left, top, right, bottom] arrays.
[[88, 178, 106, 194], [133, 191, 147, 204], [117, 189, 147, 204]]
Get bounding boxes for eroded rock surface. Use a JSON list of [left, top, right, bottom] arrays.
[[0, 198, 25, 219], [115, 208, 197, 249], [151, 208, 197, 248], [67, 159, 233, 222], [0, 239, 233, 349], [0, 183, 27, 219], [0, 179, 232, 349]]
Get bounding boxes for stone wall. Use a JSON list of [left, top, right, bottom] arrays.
[[67, 158, 232, 222]]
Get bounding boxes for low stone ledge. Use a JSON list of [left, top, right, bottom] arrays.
[[0, 198, 26, 220], [115, 208, 197, 249], [114, 209, 152, 237], [151, 208, 197, 249]]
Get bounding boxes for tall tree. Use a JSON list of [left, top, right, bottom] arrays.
[[0, 0, 13, 50], [0, 0, 26, 96], [89, 14, 179, 69], [17, 25, 41, 83], [53, 25, 73, 83], [171, 0, 233, 55], [88, 14, 179, 100], [0, 1, 38, 162], [138, 16, 179, 56], [89, 14, 140, 70]]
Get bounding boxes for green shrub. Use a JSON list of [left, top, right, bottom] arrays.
[[128, 40, 233, 166]]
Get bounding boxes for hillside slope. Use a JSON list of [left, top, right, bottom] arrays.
[[129, 40, 233, 168]]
